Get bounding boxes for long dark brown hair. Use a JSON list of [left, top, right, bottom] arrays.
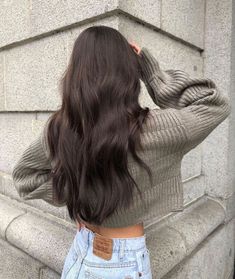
[[46, 25, 153, 225]]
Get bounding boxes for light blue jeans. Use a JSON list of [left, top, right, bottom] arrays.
[[61, 226, 152, 278]]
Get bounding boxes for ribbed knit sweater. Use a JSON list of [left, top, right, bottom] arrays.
[[11, 47, 231, 228]]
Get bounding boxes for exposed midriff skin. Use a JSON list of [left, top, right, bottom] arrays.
[[76, 220, 144, 238]]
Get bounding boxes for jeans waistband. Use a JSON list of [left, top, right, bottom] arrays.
[[76, 226, 147, 254]]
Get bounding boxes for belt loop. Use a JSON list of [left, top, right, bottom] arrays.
[[82, 227, 89, 259], [87, 229, 90, 248], [119, 239, 125, 261], [136, 250, 144, 274]]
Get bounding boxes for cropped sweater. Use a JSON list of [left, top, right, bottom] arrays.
[[11, 47, 231, 228]]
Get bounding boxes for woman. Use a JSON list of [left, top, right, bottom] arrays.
[[12, 25, 231, 278]]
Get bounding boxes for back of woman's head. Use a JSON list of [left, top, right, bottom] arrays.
[[46, 25, 153, 225]]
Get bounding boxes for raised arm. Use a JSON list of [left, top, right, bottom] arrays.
[[139, 47, 231, 154], [12, 123, 66, 207]]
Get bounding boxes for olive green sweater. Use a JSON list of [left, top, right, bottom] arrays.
[[11, 47, 231, 228]]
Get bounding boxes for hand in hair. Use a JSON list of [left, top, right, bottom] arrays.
[[129, 42, 141, 56]]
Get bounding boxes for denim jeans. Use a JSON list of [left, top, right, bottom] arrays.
[[61, 226, 152, 278]]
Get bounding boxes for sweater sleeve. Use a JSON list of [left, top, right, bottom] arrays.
[[139, 47, 231, 154], [11, 123, 66, 207]]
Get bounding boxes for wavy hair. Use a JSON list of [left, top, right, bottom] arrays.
[[46, 25, 153, 225]]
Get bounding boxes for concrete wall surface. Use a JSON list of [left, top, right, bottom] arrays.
[[0, 0, 234, 278]]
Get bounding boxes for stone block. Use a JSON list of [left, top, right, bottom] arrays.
[[0, 52, 4, 111], [201, 0, 233, 199], [0, 195, 26, 240], [29, 0, 117, 40], [1, 113, 60, 172], [6, 212, 77, 274], [203, 52, 232, 199], [0, 238, 43, 279], [4, 32, 67, 111], [0, 0, 118, 49], [181, 146, 202, 180], [40, 267, 61, 279], [210, 194, 235, 223], [161, 0, 205, 48], [0, 113, 36, 173], [144, 197, 225, 278], [203, 121, 231, 198], [36, 112, 52, 121], [3, 16, 122, 112], [0, 0, 30, 48], [204, 0, 233, 56], [119, 0, 161, 28], [183, 175, 205, 206], [167, 199, 225, 253], [165, 220, 234, 279], [147, 226, 187, 278]]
